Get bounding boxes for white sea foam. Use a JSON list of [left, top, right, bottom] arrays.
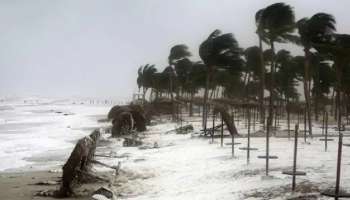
[[0, 97, 112, 171]]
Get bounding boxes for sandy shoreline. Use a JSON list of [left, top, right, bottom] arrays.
[[0, 170, 109, 200]]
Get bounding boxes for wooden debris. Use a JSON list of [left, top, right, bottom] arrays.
[[55, 130, 101, 197]]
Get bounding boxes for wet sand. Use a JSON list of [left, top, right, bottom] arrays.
[[0, 170, 102, 200]]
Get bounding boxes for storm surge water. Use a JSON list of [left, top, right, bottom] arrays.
[[0, 97, 114, 172]]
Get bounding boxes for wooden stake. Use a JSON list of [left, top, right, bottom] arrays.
[[247, 109, 251, 164], [221, 115, 224, 147], [292, 124, 299, 191], [335, 133, 343, 200]]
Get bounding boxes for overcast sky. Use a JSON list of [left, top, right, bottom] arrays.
[[1, 0, 350, 100]]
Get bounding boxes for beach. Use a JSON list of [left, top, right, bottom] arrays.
[[0, 97, 350, 199]]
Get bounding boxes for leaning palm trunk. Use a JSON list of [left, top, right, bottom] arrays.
[[202, 67, 211, 130], [169, 73, 175, 121], [335, 59, 343, 130], [258, 36, 266, 124], [304, 48, 313, 136], [268, 41, 276, 128], [189, 91, 194, 117]]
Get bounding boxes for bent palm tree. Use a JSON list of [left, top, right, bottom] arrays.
[[168, 44, 191, 120], [137, 64, 157, 103], [255, 8, 267, 123], [297, 12, 336, 135], [260, 2, 296, 130], [199, 29, 242, 131], [259, 3, 296, 176]]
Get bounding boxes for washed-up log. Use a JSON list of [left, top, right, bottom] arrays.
[[213, 105, 239, 135], [55, 130, 101, 198], [165, 124, 194, 134], [175, 124, 194, 134]]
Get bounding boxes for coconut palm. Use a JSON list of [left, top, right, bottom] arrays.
[[244, 46, 263, 100], [136, 64, 157, 103], [297, 12, 336, 135], [275, 50, 299, 135], [199, 29, 242, 130], [309, 53, 335, 120], [168, 44, 191, 120], [187, 61, 207, 116], [255, 8, 268, 122], [257, 3, 296, 176], [259, 2, 296, 131], [174, 58, 193, 97], [318, 34, 350, 127]]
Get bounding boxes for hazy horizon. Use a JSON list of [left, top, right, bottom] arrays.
[[1, 0, 350, 99]]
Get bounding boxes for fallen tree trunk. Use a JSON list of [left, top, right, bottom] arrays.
[[56, 130, 101, 198], [213, 104, 239, 135]]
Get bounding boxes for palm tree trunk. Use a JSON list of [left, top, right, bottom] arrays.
[[203, 68, 211, 130], [258, 35, 266, 124], [189, 91, 194, 117], [335, 59, 342, 130], [169, 72, 175, 121], [304, 48, 313, 136], [286, 98, 291, 139], [268, 41, 276, 128], [143, 87, 147, 105], [265, 39, 276, 176]]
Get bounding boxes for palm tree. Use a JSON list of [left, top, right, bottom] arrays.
[[259, 2, 296, 129], [310, 53, 335, 120], [275, 50, 299, 135], [244, 46, 262, 101], [187, 62, 207, 116], [199, 29, 242, 131], [321, 34, 350, 128], [258, 3, 296, 176], [255, 9, 267, 123], [136, 64, 157, 103], [168, 44, 191, 120], [174, 58, 193, 97], [297, 12, 336, 135]]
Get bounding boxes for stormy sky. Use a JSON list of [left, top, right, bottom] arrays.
[[0, 0, 349, 100]]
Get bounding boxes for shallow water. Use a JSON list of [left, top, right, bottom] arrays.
[[0, 97, 111, 172]]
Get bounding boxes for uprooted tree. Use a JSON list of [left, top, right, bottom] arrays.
[[213, 104, 239, 135], [55, 130, 101, 198], [108, 104, 147, 137]]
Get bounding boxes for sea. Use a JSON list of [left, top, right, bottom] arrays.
[[0, 97, 119, 172]]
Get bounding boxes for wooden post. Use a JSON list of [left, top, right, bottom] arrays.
[[322, 111, 325, 135], [212, 113, 215, 143], [287, 106, 291, 140], [304, 108, 307, 143], [335, 133, 343, 200], [253, 108, 256, 131], [221, 115, 224, 147], [231, 110, 235, 157], [247, 108, 251, 164], [325, 111, 328, 152], [266, 111, 270, 176], [292, 124, 299, 191]]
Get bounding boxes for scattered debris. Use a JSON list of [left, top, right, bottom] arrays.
[[92, 187, 114, 199]]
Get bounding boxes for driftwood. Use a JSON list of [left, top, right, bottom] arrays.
[[213, 104, 239, 135], [165, 124, 194, 134], [56, 130, 101, 198]]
